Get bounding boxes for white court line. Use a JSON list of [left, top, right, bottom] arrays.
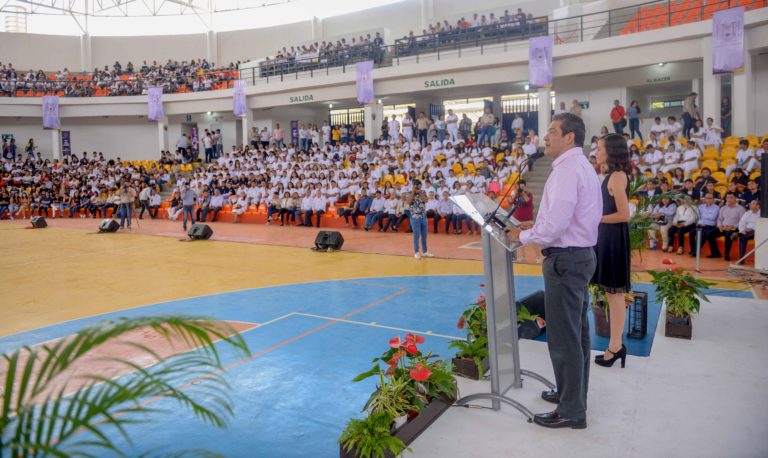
[[292, 312, 465, 341]]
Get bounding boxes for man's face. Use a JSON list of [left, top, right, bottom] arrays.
[[544, 121, 568, 156], [750, 200, 760, 213], [705, 194, 715, 205], [727, 194, 736, 205]]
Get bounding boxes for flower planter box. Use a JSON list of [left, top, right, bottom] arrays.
[[339, 394, 456, 458], [592, 303, 611, 338], [665, 314, 692, 339], [451, 357, 489, 380]]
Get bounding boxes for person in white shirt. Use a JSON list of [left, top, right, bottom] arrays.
[[667, 197, 699, 255], [640, 144, 663, 174], [435, 191, 454, 234], [138, 185, 153, 219], [702, 117, 723, 149], [649, 117, 667, 141], [388, 115, 400, 141], [378, 193, 399, 232], [299, 124, 309, 151], [446, 109, 459, 143], [728, 139, 757, 178], [365, 190, 386, 230], [401, 113, 415, 143], [511, 113, 524, 133], [665, 116, 682, 138], [298, 192, 314, 226], [321, 121, 331, 146], [553, 101, 568, 116], [202, 188, 225, 222], [680, 141, 701, 177], [308, 191, 327, 227], [149, 189, 162, 219], [735, 199, 760, 259], [660, 144, 681, 174]]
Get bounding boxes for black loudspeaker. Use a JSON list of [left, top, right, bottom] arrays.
[[314, 231, 344, 251], [516, 289, 546, 340], [99, 219, 120, 233], [188, 223, 213, 240], [30, 216, 47, 228], [760, 154, 767, 218]]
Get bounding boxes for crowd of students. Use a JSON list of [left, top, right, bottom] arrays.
[[0, 59, 240, 97]]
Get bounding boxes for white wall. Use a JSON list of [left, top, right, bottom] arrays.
[[91, 34, 209, 69], [0, 116, 158, 161], [0, 33, 82, 71], [217, 21, 312, 65], [754, 52, 768, 136]]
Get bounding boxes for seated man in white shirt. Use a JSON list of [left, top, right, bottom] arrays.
[[728, 139, 758, 179], [665, 116, 682, 138], [640, 144, 663, 175], [702, 117, 723, 149], [680, 141, 701, 177], [734, 199, 760, 260], [650, 117, 667, 141]]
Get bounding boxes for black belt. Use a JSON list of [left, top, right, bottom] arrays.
[[541, 246, 592, 257]]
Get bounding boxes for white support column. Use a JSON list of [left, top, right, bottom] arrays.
[[537, 88, 550, 147], [419, 0, 434, 31], [206, 30, 218, 65], [241, 109, 254, 148], [700, 36, 721, 124], [364, 101, 384, 142], [732, 52, 755, 137], [157, 118, 168, 153], [80, 33, 92, 72], [311, 16, 324, 40], [51, 129, 61, 161]]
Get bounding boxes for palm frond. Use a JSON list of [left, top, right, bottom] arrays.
[[1, 315, 250, 457]]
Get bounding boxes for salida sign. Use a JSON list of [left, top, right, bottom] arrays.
[[423, 78, 455, 88], [289, 94, 314, 103]]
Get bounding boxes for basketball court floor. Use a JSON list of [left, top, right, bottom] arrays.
[[1, 220, 766, 457]]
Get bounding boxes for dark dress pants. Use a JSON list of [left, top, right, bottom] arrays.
[[542, 248, 596, 420]]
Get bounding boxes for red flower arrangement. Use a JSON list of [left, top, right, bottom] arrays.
[[409, 364, 432, 382]]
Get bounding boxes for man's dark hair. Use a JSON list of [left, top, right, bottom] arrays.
[[552, 112, 585, 147], [684, 178, 693, 183]]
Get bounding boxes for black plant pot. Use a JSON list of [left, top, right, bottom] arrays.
[[592, 303, 611, 338], [665, 313, 692, 339], [339, 393, 456, 458], [452, 356, 489, 380]]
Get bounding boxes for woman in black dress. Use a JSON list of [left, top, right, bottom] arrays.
[[593, 133, 632, 368]]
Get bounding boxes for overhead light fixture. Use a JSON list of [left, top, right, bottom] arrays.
[[658, 62, 665, 67], [524, 84, 530, 91], [329, 104, 333, 109], [207, 111, 212, 115], [377, 99, 383, 104]]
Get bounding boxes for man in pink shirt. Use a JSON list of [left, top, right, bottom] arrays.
[[508, 112, 602, 429], [273, 123, 285, 148]]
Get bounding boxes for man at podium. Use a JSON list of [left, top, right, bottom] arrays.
[[507, 113, 602, 429]]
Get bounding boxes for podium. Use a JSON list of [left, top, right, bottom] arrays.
[[451, 193, 554, 421]]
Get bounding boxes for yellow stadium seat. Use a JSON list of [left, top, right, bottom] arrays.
[[466, 163, 476, 174], [724, 136, 740, 145], [720, 158, 735, 170], [762, 134, 768, 143], [660, 138, 669, 148], [691, 170, 701, 181], [712, 171, 727, 184], [677, 137, 687, 146], [436, 154, 446, 163], [750, 171, 761, 180], [496, 153, 504, 163], [715, 184, 727, 195], [664, 172, 673, 184], [745, 135, 759, 148], [633, 139, 642, 148], [720, 148, 737, 161], [508, 172, 519, 184], [395, 175, 407, 185], [702, 148, 718, 160], [701, 159, 718, 171], [452, 163, 463, 175]]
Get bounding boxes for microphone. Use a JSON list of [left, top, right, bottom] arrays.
[[484, 151, 544, 228]]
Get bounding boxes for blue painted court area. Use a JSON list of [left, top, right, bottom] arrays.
[[0, 275, 751, 457]]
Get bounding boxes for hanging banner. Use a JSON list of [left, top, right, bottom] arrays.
[[42, 96, 60, 129], [712, 7, 744, 74], [355, 60, 374, 105], [528, 36, 553, 89], [233, 80, 247, 117], [61, 131, 71, 156], [290, 120, 299, 147], [147, 87, 164, 121]]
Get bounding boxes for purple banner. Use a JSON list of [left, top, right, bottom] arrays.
[[290, 120, 299, 147], [528, 36, 553, 89], [61, 130, 71, 156], [713, 7, 744, 74], [233, 80, 247, 117], [355, 60, 374, 105], [42, 96, 60, 129], [147, 87, 164, 121]]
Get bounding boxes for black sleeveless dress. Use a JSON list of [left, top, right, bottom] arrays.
[[592, 172, 631, 293]]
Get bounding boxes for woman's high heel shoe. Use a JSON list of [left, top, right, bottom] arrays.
[[594, 344, 627, 368]]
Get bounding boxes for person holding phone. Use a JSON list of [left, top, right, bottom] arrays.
[[408, 180, 434, 259]]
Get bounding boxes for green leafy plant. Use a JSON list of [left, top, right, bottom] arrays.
[[363, 372, 416, 419], [339, 412, 408, 458], [516, 305, 538, 324], [0, 315, 250, 457], [649, 268, 714, 318], [448, 336, 488, 379]]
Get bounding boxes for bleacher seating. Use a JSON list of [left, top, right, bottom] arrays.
[[620, 0, 767, 35]]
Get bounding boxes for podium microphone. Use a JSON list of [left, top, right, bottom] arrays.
[[485, 151, 544, 228]]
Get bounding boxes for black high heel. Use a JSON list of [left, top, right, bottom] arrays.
[[594, 344, 626, 368]]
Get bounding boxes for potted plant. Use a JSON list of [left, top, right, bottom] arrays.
[[649, 267, 713, 339], [516, 304, 544, 340], [450, 294, 489, 379], [589, 284, 611, 338], [339, 334, 457, 458]]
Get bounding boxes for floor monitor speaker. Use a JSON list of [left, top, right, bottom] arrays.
[[30, 216, 47, 228], [99, 219, 120, 233], [314, 230, 344, 251], [188, 223, 213, 240]]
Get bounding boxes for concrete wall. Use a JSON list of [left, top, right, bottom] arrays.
[[0, 33, 82, 71], [91, 34, 209, 69], [754, 52, 768, 135]]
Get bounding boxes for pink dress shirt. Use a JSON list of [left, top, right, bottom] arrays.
[[519, 147, 602, 249]]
